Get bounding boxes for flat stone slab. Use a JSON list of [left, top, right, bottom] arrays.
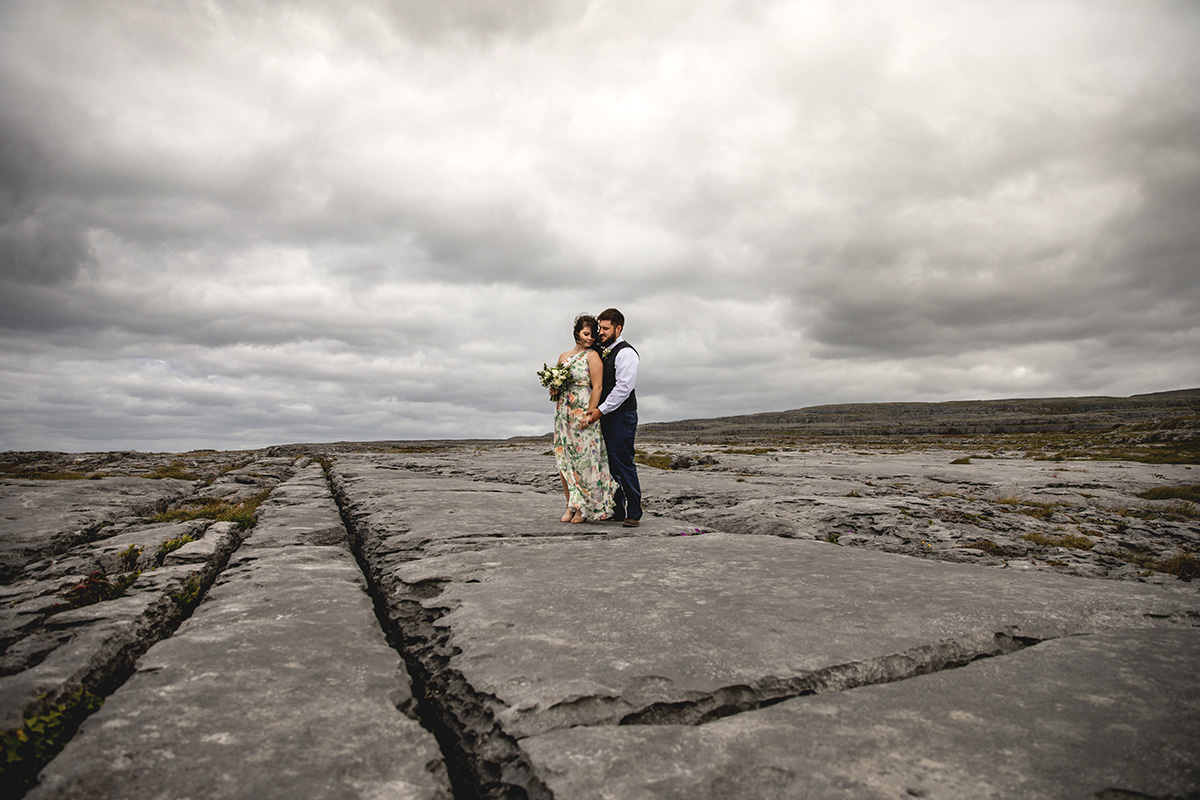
[[27, 465, 450, 800], [357, 445, 1200, 583], [388, 532, 1200, 738], [0, 477, 195, 580], [523, 627, 1200, 800], [330, 452, 1200, 796]]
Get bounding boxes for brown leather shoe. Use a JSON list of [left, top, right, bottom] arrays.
[[622, 518, 641, 527]]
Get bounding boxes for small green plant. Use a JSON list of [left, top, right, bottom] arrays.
[[118, 544, 142, 572], [825, 532, 841, 544], [170, 575, 205, 608], [155, 534, 197, 565], [1, 688, 103, 789]]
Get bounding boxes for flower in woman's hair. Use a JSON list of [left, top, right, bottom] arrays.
[[537, 363, 570, 399]]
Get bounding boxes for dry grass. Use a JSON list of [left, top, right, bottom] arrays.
[[1021, 531, 1096, 550]]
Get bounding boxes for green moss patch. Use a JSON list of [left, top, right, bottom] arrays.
[[634, 450, 673, 470]]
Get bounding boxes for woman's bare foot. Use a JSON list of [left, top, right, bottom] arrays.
[[569, 510, 585, 523], [561, 506, 576, 523]]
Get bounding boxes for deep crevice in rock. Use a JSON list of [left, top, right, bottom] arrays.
[[620, 631, 1046, 727], [4, 519, 256, 797], [325, 465, 553, 800]]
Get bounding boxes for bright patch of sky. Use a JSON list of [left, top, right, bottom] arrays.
[[2, 0, 1198, 451]]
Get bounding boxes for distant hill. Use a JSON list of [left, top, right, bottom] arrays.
[[639, 389, 1200, 444]]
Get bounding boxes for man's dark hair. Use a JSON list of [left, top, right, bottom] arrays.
[[574, 314, 598, 340], [597, 308, 624, 328]]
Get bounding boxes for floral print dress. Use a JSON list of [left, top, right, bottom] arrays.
[[553, 350, 616, 519]]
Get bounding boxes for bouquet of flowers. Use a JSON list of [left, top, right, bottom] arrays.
[[538, 362, 570, 400]]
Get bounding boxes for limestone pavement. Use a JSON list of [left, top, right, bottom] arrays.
[[1, 445, 1198, 799]]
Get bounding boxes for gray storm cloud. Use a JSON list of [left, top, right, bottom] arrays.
[[1, 0, 1197, 451]]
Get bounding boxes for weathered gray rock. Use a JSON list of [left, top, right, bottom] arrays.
[[329, 451, 1200, 798], [193, 456, 296, 503], [389, 445, 1200, 583], [0, 519, 243, 733], [384, 532, 1200, 738], [27, 464, 450, 800], [523, 628, 1200, 800], [2, 442, 1197, 799], [0, 477, 197, 581], [0, 459, 297, 793]]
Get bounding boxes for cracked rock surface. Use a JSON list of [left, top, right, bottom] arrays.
[[2, 442, 1198, 799], [26, 464, 450, 800], [329, 447, 1200, 799]]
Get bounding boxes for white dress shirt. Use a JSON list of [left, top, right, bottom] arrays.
[[597, 336, 639, 416]]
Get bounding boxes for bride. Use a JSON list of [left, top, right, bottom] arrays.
[[553, 314, 616, 523]]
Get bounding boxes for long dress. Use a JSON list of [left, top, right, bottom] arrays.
[[553, 350, 616, 519]]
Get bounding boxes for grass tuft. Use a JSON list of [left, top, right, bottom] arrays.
[[155, 535, 196, 565], [1021, 531, 1096, 550], [152, 489, 271, 529], [1116, 548, 1200, 581], [147, 462, 202, 481], [959, 538, 1012, 557], [1136, 485, 1200, 504], [634, 450, 673, 470]]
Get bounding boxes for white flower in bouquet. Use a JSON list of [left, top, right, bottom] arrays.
[[537, 363, 570, 400]]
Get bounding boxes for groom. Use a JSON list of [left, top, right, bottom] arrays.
[[583, 308, 642, 526]]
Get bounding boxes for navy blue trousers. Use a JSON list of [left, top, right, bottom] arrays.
[[601, 406, 641, 520]]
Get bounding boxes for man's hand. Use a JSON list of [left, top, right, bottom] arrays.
[[582, 409, 602, 427]]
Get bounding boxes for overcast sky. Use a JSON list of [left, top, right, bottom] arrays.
[[2, 1, 1198, 452]]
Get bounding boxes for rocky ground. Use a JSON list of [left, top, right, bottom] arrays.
[[415, 441, 1200, 586], [1, 409, 1198, 798]]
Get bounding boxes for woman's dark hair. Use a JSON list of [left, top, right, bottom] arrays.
[[574, 314, 598, 342]]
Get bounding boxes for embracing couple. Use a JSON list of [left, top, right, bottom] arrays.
[[551, 308, 642, 527]]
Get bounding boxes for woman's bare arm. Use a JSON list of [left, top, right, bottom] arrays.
[[587, 351, 604, 412]]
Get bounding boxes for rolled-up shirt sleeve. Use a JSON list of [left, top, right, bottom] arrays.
[[597, 345, 639, 415]]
